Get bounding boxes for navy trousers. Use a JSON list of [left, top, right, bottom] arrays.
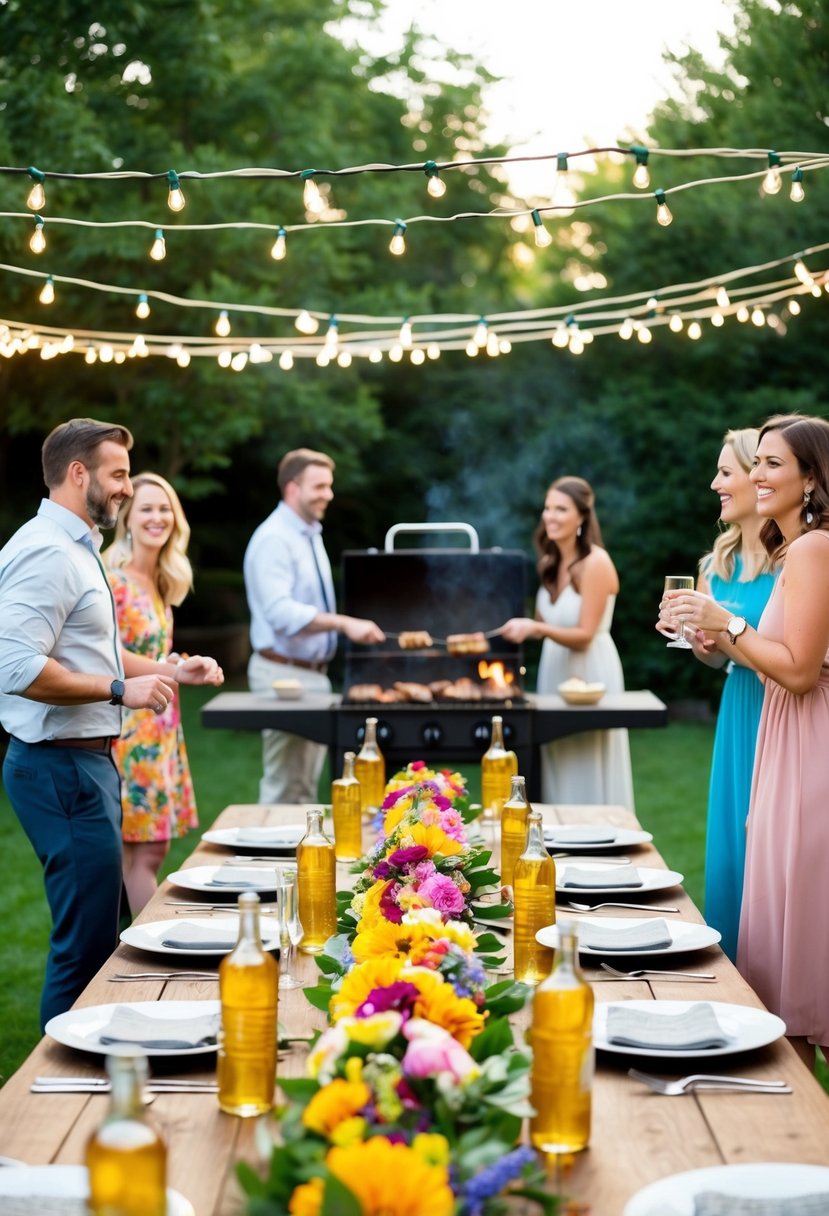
[[3, 738, 123, 1030]]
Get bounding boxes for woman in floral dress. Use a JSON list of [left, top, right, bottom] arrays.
[[104, 473, 199, 913]]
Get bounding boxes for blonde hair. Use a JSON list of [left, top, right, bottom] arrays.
[[104, 472, 194, 607], [700, 428, 774, 583]]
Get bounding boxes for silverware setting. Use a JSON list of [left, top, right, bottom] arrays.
[[163, 901, 278, 911], [563, 901, 681, 913], [597, 962, 716, 982], [627, 1068, 791, 1096], [108, 971, 218, 981], [550, 854, 632, 864], [32, 1075, 219, 1094]]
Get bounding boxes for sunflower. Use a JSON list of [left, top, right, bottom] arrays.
[[329, 956, 405, 1020], [407, 969, 487, 1047], [324, 1137, 455, 1216], [356, 878, 392, 931], [407, 822, 464, 858], [288, 1177, 324, 1216], [351, 919, 423, 962], [302, 1077, 371, 1137]]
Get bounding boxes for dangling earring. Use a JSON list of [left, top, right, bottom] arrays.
[[577, 524, 583, 538], [804, 490, 814, 525], [125, 528, 133, 548]]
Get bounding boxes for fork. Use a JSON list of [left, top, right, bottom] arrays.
[[550, 854, 631, 864], [108, 971, 218, 981], [599, 962, 716, 981], [563, 900, 680, 913], [627, 1068, 791, 1095]]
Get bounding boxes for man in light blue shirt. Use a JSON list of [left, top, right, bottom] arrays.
[[244, 448, 384, 802], [0, 418, 223, 1028]]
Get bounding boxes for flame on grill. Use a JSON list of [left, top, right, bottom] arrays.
[[478, 660, 515, 698]]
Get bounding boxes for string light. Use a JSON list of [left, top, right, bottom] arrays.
[[85, 344, 97, 364], [337, 350, 352, 368], [176, 347, 191, 367], [215, 310, 231, 337], [426, 343, 440, 360], [217, 349, 232, 368], [552, 152, 569, 205], [389, 220, 407, 256], [715, 285, 730, 308], [278, 349, 294, 370], [473, 317, 488, 347], [410, 347, 425, 364], [751, 306, 765, 326], [38, 276, 55, 304], [369, 348, 383, 363], [530, 208, 552, 248], [99, 344, 114, 362], [711, 311, 724, 327], [631, 145, 650, 189], [399, 318, 412, 348], [552, 323, 569, 348], [794, 259, 813, 286], [149, 228, 166, 260], [324, 316, 339, 353], [687, 321, 703, 340], [789, 299, 801, 315], [166, 169, 186, 212], [302, 172, 325, 214], [736, 305, 750, 322], [295, 310, 319, 335], [135, 293, 150, 319], [388, 344, 403, 363], [465, 339, 478, 357], [424, 160, 446, 199], [230, 351, 247, 371], [654, 189, 673, 227], [637, 325, 653, 344], [270, 227, 287, 260], [790, 166, 805, 203], [668, 313, 683, 333], [486, 331, 500, 356], [29, 216, 46, 254], [26, 167, 46, 211], [763, 151, 782, 195]]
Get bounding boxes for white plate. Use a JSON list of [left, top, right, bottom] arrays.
[[201, 825, 304, 853], [166, 866, 279, 894], [0, 1165, 194, 1213], [120, 916, 280, 957], [544, 825, 653, 852], [594, 999, 786, 1059], [556, 864, 683, 896], [624, 1162, 829, 1216], [536, 916, 721, 957], [45, 1000, 221, 1058]]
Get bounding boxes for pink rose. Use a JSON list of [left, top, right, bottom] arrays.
[[402, 1020, 478, 1081], [438, 808, 466, 842], [417, 873, 466, 918]]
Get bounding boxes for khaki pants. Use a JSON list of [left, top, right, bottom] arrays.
[[247, 651, 331, 803]]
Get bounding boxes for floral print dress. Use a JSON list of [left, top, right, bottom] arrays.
[[108, 568, 197, 843]]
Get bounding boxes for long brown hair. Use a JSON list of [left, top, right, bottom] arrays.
[[533, 476, 604, 592], [757, 414, 829, 560]]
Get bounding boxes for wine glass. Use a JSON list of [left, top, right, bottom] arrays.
[[663, 575, 695, 649], [274, 864, 304, 990]]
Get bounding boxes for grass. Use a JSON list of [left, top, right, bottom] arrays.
[[1, 695, 826, 1093]]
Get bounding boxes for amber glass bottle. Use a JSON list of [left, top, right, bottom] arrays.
[[297, 806, 337, 953], [86, 1050, 167, 1215], [332, 750, 363, 860], [354, 717, 386, 816], [499, 773, 531, 894], [480, 715, 518, 822], [529, 928, 594, 1154], [217, 891, 279, 1117], [512, 806, 556, 984]]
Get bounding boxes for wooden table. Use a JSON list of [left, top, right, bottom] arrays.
[[1, 802, 828, 1216]]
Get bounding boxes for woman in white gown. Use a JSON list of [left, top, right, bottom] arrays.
[[500, 476, 634, 808]]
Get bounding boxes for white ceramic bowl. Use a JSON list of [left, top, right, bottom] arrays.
[[558, 681, 606, 705], [272, 679, 304, 700]]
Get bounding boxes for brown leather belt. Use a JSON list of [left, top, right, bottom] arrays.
[[38, 736, 115, 753], [257, 648, 328, 673]]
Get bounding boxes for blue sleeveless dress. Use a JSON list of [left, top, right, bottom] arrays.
[[704, 556, 775, 959]]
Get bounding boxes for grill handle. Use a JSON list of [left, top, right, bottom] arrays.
[[383, 522, 480, 553]]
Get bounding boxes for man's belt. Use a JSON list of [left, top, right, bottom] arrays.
[[36, 736, 115, 753], [257, 648, 328, 673]]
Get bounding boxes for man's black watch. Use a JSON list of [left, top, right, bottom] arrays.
[[109, 679, 125, 706]]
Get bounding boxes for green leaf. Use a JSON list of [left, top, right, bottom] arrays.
[[303, 981, 335, 1012], [320, 1175, 364, 1216]]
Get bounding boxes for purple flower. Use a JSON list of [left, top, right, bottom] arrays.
[[417, 873, 466, 917], [413, 860, 437, 882], [379, 881, 404, 923], [356, 980, 420, 1019], [461, 1146, 537, 1214], [387, 845, 429, 869], [373, 860, 394, 880], [382, 786, 415, 809]]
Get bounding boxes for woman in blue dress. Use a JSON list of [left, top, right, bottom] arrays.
[[668, 429, 775, 958]]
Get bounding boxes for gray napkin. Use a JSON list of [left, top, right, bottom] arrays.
[[579, 919, 672, 952], [606, 1002, 731, 1051], [160, 921, 238, 951], [562, 864, 643, 889], [546, 826, 618, 845], [97, 1005, 220, 1049], [206, 867, 273, 888], [694, 1193, 829, 1215]]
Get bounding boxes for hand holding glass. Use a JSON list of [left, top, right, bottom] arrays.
[[663, 575, 695, 649], [275, 864, 304, 990]]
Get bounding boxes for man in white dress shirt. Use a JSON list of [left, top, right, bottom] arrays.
[[244, 448, 384, 803]]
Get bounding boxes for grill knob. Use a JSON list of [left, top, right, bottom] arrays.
[[355, 719, 394, 747], [473, 719, 515, 746], [421, 722, 443, 748]]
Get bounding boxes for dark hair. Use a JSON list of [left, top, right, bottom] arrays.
[[41, 417, 133, 489], [277, 448, 335, 494], [533, 475, 604, 591], [757, 413, 829, 559]]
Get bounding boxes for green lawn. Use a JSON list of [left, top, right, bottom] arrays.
[[2, 698, 826, 1093]]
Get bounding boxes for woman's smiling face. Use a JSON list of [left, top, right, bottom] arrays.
[[711, 444, 756, 525], [750, 429, 813, 533]]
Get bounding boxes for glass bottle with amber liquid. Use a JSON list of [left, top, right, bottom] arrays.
[[86, 1049, 167, 1216], [529, 927, 594, 1155], [499, 773, 531, 895], [354, 716, 386, 817], [513, 805, 556, 984], [217, 891, 278, 1117], [481, 715, 518, 824], [332, 750, 362, 861], [297, 805, 337, 953]]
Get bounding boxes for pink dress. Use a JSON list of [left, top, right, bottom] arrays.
[[737, 537, 829, 1045]]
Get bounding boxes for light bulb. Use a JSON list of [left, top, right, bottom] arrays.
[[637, 326, 653, 344], [230, 352, 247, 371], [788, 299, 801, 316], [568, 331, 584, 355], [295, 310, 319, 335], [99, 345, 114, 363], [215, 310, 231, 338], [465, 341, 478, 357], [279, 349, 294, 370], [751, 307, 765, 327], [552, 325, 569, 348], [29, 220, 46, 254], [136, 293, 150, 320], [716, 286, 730, 309], [131, 335, 148, 357], [399, 319, 412, 348], [618, 318, 634, 340], [85, 345, 97, 364], [426, 343, 440, 360], [632, 162, 650, 189], [270, 227, 287, 260], [486, 331, 500, 356], [389, 221, 407, 256], [410, 347, 425, 364], [669, 313, 683, 333], [39, 276, 55, 305], [316, 350, 330, 367], [711, 311, 724, 327], [167, 186, 185, 214], [114, 350, 126, 363], [790, 168, 805, 203], [552, 152, 569, 205], [337, 350, 352, 368], [27, 179, 46, 211], [794, 260, 812, 286], [499, 338, 512, 354], [655, 190, 673, 226], [473, 318, 488, 347], [324, 319, 338, 352], [150, 229, 166, 260], [303, 177, 325, 214], [531, 208, 552, 247], [763, 166, 782, 195], [736, 305, 750, 322], [218, 350, 232, 367], [427, 173, 446, 199], [688, 321, 702, 340]]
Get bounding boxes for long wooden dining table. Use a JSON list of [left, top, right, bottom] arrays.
[[1, 800, 828, 1216]]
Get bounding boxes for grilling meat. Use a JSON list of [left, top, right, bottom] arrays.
[[393, 681, 434, 703], [397, 630, 434, 650], [438, 677, 483, 700], [347, 683, 385, 702], [446, 631, 489, 656]]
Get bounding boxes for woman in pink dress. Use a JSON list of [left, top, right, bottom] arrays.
[[663, 414, 829, 1070]]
